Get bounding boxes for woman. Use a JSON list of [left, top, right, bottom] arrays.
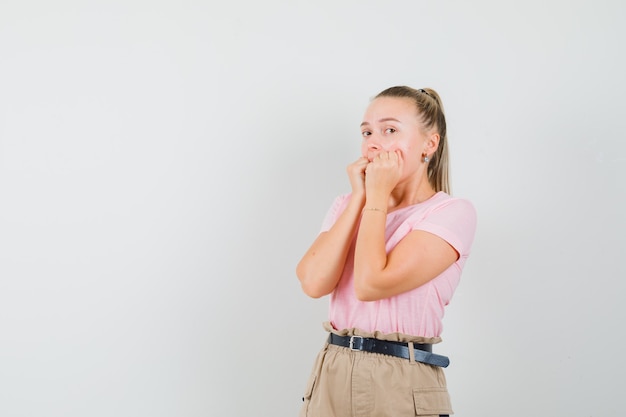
[[296, 86, 477, 417]]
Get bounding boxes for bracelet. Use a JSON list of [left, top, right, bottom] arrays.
[[362, 207, 387, 215]]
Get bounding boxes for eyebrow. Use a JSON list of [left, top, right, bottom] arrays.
[[360, 117, 402, 127]]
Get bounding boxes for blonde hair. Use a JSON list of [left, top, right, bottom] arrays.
[[375, 86, 450, 194]]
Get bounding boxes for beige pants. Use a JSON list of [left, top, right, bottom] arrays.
[[300, 323, 453, 417]]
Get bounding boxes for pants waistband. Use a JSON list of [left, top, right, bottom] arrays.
[[328, 333, 450, 368]]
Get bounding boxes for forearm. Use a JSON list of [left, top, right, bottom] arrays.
[[296, 196, 364, 298], [353, 195, 389, 299]]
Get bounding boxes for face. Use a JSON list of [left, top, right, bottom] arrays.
[[360, 96, 430, 166]]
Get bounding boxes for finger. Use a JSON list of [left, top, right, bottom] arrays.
[[395, 151, 404, 170]]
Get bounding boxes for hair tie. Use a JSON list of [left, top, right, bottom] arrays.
[[418, 88, 434, 99]]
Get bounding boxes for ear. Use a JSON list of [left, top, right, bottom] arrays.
[[424, 133, 440, 156]]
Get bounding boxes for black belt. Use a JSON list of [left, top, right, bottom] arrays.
[[328, 333, 450, 368]]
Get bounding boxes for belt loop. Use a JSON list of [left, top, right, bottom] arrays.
[[408, 341, 416, 364]]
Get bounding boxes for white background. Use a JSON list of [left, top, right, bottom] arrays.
[[1, 1, 624, 416]]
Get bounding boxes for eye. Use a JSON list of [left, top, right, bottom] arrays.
[[361, 130, 371, 137], [384, 128, 396, 134]]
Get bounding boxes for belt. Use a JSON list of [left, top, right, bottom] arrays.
[[328, 333, 450, 368]]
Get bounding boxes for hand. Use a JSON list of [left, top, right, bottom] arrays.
[[365, 151, 403, 197], [346, 157, 369, 199]]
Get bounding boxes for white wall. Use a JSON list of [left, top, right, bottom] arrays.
[[1, 1, 624, 416]]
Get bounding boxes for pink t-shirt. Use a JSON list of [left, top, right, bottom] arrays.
[[320, 191, 477, 338]]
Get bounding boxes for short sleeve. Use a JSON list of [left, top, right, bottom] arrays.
[[412, 198, 477, 256], [320, 194, 351, 233]]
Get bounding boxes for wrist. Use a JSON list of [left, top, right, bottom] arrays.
[[362, 206, 387, 215], [365, 194, 388, 209], [349, 191, 366, 206], [346, 195, 365, 215]]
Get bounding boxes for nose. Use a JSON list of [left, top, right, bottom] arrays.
[[364, 141, 383, 162], [366, 132, 387, 150], [365, 137, 386, 160], [367, 142, 381, 152]]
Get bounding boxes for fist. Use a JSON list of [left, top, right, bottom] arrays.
[[346, 156, 369, 197], [365, 151, 403, 194]]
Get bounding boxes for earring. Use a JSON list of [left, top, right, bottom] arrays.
[[422, 153, 430, 163]]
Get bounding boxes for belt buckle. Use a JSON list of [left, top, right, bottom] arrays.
[[349, 335, 364, 351]]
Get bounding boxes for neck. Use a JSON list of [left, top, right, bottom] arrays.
[[387, 174, 437, 211]]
